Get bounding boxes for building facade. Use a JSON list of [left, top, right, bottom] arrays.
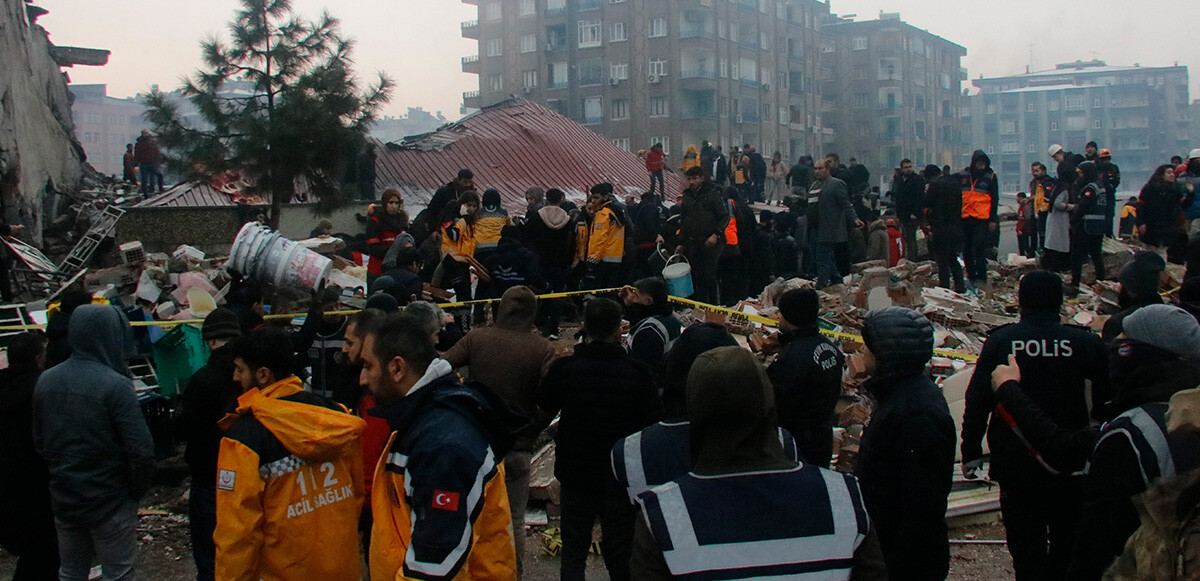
[[818, 14, 968, 187], [968, 60, 1191, 194], [70, 84, 150, 177], [462, 0, 828, 162]]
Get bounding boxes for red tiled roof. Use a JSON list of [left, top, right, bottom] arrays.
[[374, 98, 682, 212]]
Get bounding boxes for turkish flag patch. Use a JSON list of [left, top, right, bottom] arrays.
[[432, 491, 460, 511]]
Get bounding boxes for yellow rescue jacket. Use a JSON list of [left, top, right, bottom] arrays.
[[441, 218, 477, 263], [474, 211, 510, 250], [214, 377, 366, 581], [584, 205, 625, 264]]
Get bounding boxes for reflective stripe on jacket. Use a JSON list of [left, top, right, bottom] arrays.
[[441, 218, 477, 263], [214, 377, 366, 581], [585, 206, 625, 264], [474, 212, 509, 250], [636, 465, 869, 578]]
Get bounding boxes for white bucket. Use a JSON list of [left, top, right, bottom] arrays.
[[229, 222, 330, 290], [662, 255, 694, 298]]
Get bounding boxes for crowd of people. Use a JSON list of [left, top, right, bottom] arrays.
[[6, 141, 1200, 581]]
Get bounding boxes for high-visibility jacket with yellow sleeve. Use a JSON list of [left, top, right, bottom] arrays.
[[214, 376, 367, 581], [584, 204, 626, 265], [368, 360, 528, 581], [441, 218, 477, 263], [474, 209, 510, 251]]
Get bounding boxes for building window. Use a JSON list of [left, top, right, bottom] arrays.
[[485, 2, 501, 20], [760, 33, 770, 50], [1028, 142, 1038, 154], [611, 22, 626, 42], [1049, 120, 1058, 131], [719, 98, 729, 118], [523, 70, 538, 88], [610, 63, 628, 81], [486, 39, 504, 57], [520, 0, 535, 16], [1094, 97, 1103, 108], [549, 62, 569, 88], [1065, 96, 1085, 110], [1027, 102, 1036, 113], [649, 59, 668, 77], [719, 59, 728, 78], [852, 37, 868, 50], [582, 96, 603, 123], [578, 20, 602, 48], [650, 97, 669, 117], [578, 57, 604, 85], [612, 138, 630, 151], [1001, 120, 1017, 134], [1002, 140, 1020, 154], [1093, 119, 1104, 129], [854, 93, 867, 108], [853, 65, 867, 80], [520, 34, 537, 53], [649, 136, 670, 154], [985, 103, 996, 115], [718, 19, 726, 38], [487, 74, 504, 92], [612, 99, 629, 119], [649, 18, 666, 38]]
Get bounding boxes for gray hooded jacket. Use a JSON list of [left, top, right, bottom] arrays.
[[33, 305, 155, 525]]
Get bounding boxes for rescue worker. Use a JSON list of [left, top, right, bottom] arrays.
[[960, 271, 1110, 581], [1068, 161, 1110, 290], [1118, 197, 1139, 240], [214, 327, 367, 581], [1097, 148, 1122, 236], [956, 150, 1000, 292], [631, 346, 888, 580], [766, 288, 844, 467], [360, 312, 526, 580], [474, 188, 511, 259], [856, 307, 956, 579], [1030, 162, 1056, 254], [575, 183, 627, 291], [676, 166, 729, 305], [440, 190, 482, 304], [295, 287, 361, 409]]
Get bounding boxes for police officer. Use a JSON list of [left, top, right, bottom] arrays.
[[1096, 149, 1121, 237], [629, 346, 887, 580], [961, 270, 1110, 581], [1069, 161, 1110, 290], [766, 288, 844, 467]]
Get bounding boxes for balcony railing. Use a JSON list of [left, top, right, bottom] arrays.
[[461, 20, 479, 39], [547, 81, 568, 89], [680, 70, 716, 79], [580, 115, 604, 125], [679, 28, 715, 39], [462, 55, 479, 64], [680, 111, 718, 120], [463, 90, 480, 100], [739, 78, 762, 88], [545, 7, 566, 16], [737, 113, 760, 123]]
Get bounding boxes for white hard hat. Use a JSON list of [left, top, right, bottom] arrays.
[[1048, 144, 1064, 156], [1189, 148, 1200, 160]]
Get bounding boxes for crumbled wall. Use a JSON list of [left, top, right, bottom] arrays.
[[0, 1, 86, 243]]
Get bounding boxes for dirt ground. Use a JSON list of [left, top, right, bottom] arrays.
[[0, 474, 1014, 580]]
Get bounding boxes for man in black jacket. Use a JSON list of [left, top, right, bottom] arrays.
[[961, 271, 1110, 581], [1102, 251, 1166, 342], [676, 167, 729, 305], [924, 164, 966, 292], [787, 155, 814, 198], [766, 288, 843, 467], [855, 307, 956, 579], [537, 298, 661, 581], [417, 169, 474, 237], [523, 188, 575, 338], [890, 158, 926, 261], [1097, 149, 1121, 236], [630, 190, 667, 279], [0, 332, 59, 579], [179, 308, 243, 581]]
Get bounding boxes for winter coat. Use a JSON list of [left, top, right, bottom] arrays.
[[1046, 183, 1075, 253], [443, 287, 556, 451], [891, 173, 926, 221], [0, 363, 54, 550], [627, 309, 682, 380], [179, 344, 240, 486], [215, 376, 367, 581], [865, 220, 889, 262], [961, 310, 1110, 487], [771, 233, 799, 277], [368, 361, 527, 580], [523, 205, 575, 274], [537, 342, 661, 489], [925, 174, 963, 230], [957, 150, 1000, 221], [32, 305, 155, 526], [766, 326, 844, 467], [1139, 181, 1188, 246], [810, 176, 857, 243], [787, 163, 814, 193], [481, 235, 544, 293], [631, 197, 668, 249], [680, 145, 700, 172], [679, 180, 729, 244], [132, 134, 161, 165]]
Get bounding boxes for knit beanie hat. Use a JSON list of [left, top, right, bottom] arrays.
[[202, 307, 242, 342], [1019, 271, 1064, 311], [1120, 251, 1166, 300], [778, 288, 819, 328], [1123, 304, 1200, 357], [364, 292, 399, 313], [922, 164, 942, 179]]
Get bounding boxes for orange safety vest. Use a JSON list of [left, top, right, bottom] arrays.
[[724, 200, 739, 246], [961, 178, 993, 220]]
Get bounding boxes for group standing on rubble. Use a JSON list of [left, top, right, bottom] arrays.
[[6, 141, 1200, 581]]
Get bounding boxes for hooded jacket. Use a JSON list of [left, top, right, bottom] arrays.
[[32, 305, 154, 526], [767, 325, 845, 468], [369, 360, 527, 580], [856, 307, 956, 579], [214, 376, 366, 581], [523, 204, 575, 273], [481, 234, 544, 293], [367, 194, 410, 276], [630, 347, 886, 580], [474, 189, 510, 251], [444, 287, 556, 451], [679, 180, 729, 244], [925, 173, 964, 229], [179, 344, 240, 486], [957, 150, 999, 221]]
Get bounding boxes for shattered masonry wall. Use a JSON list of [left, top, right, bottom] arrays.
[[117, 205, 365, 255], [0, 1, 86, 243]]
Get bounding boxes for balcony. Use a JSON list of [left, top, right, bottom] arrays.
[[679, 28, 715, 40], [737, 113, 760, 124], [461, 20, 479, 39], [680, 70, 716, 80], [680, 110, 718, 120], [545, 41, 567, 53], [547, 80, 568, 89], [739, 78, 762, 88], [788, 51, 805, 62], [463, 90, 481, 108], [580, 115, 604, 125], [545, 6, 566, 16], [737, 0, 757, 10], [461, 55, 480, 74]]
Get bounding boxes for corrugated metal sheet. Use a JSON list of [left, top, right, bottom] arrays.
[[374, 98, 682, 212], [135, 182, 273, 208]]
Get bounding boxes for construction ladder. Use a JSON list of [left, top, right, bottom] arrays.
[[60, 205, 126, 276], [0, 304, 33, 349]]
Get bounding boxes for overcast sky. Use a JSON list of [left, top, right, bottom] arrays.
[[43, 0, 1197, 121]]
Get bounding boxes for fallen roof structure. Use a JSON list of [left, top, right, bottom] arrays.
[[374, 98, 682, 211]]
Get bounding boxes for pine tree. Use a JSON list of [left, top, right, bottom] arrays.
[[144, 0, 392, 226]]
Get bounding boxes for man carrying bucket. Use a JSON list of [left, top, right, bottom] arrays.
[[676, 166, 729, 305]]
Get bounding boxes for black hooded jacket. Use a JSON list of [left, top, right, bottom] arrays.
[[0, 362, 54, 544], [179, 344, 240, 485], [955, 150, 999, 221], [766, 325, 844, 467]]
